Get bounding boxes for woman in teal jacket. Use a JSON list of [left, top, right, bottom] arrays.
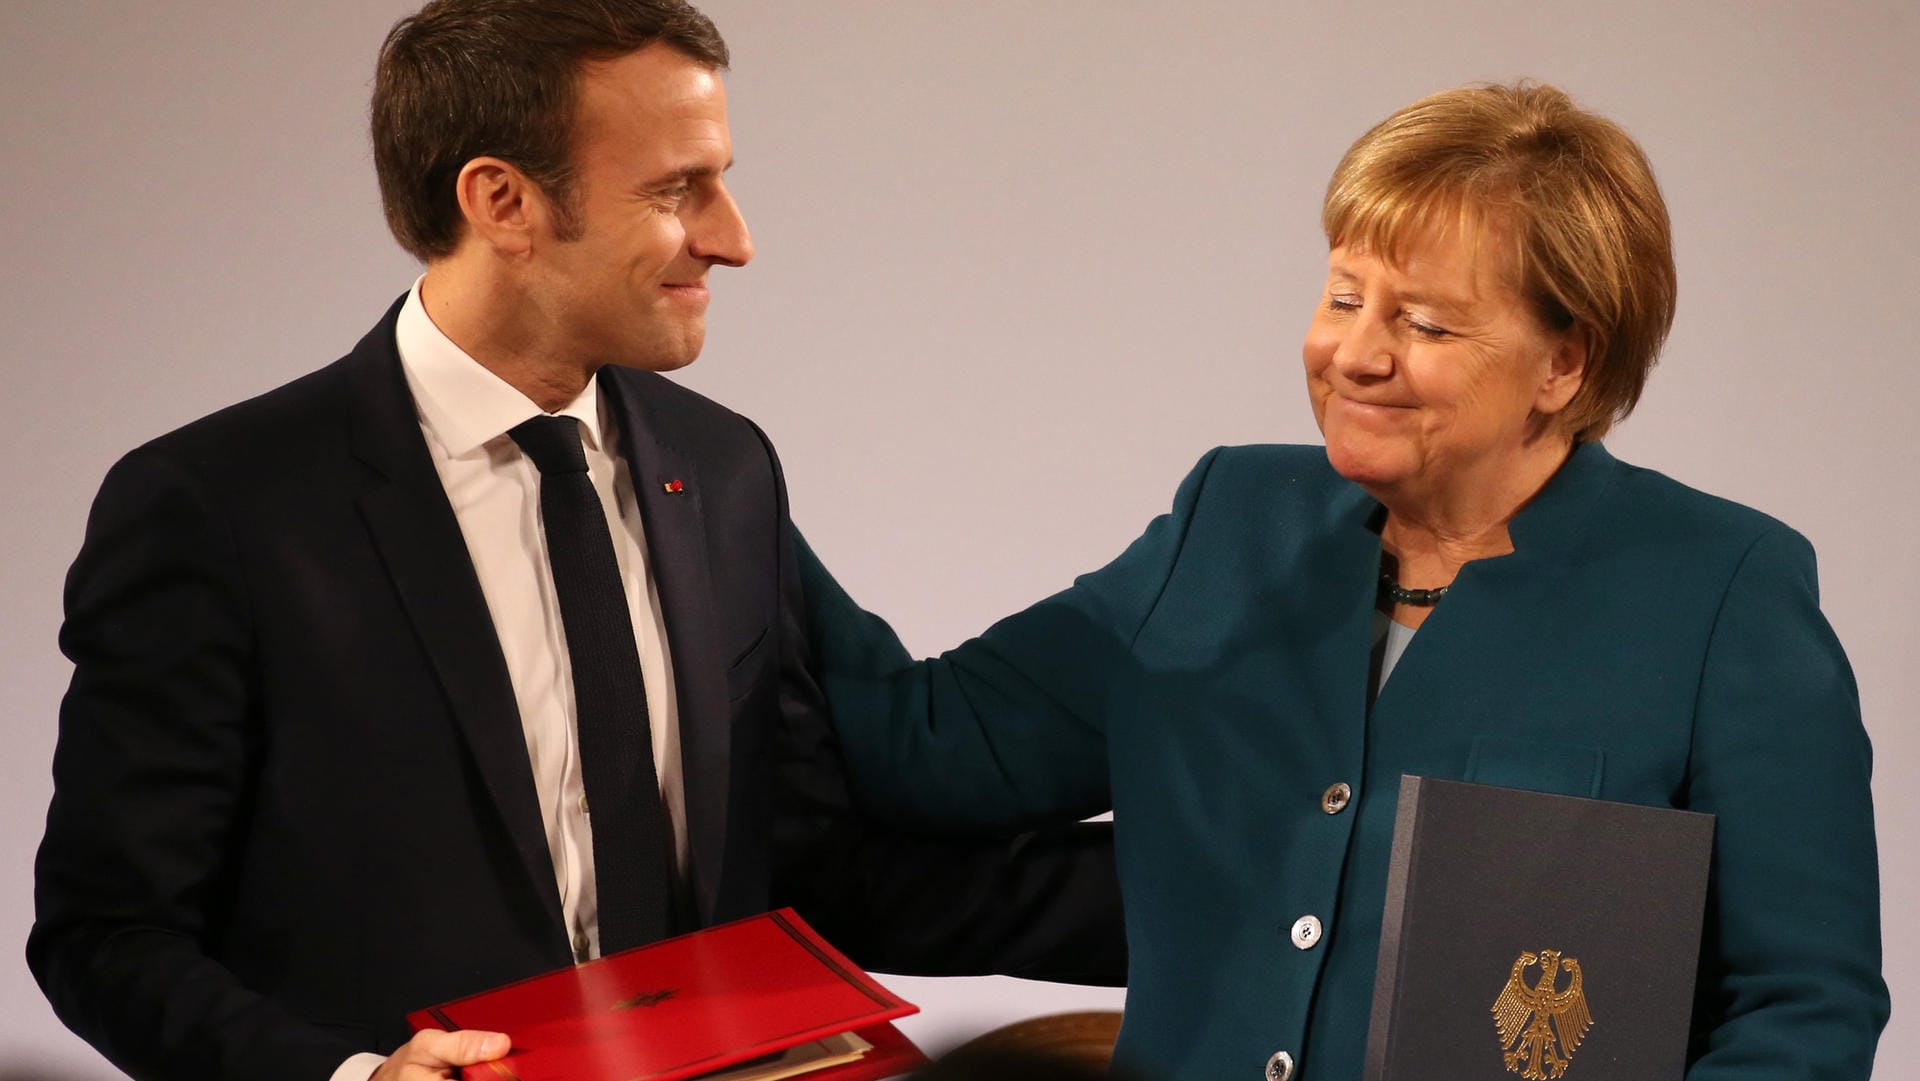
[[799, 83, 1887, 1081]]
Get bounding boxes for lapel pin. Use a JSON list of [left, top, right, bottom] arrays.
[[663, 479, 685, 494]]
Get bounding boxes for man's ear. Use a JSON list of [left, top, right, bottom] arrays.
[[1534, 324, 1592, 417], [453, 156, 547, 257]]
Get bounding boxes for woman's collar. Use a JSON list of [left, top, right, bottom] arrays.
[[1335, 440, 1619, 564]]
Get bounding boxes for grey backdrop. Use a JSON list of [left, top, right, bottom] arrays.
[[3, 1, 1915, 1076]]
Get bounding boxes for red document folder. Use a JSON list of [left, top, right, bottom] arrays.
[[408, 909, 928, 1081]]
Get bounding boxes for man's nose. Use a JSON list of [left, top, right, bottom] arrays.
[[690, 184, 752, 268]]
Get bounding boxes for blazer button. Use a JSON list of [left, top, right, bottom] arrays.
[[1290, 915, 1323, 950], [1265, 1049, 1296, 1081], [1321, 782, 1352, 815]]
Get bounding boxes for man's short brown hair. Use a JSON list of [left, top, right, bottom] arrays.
[[1323, 82, 1677, 441], [372, 0, 728, 262]]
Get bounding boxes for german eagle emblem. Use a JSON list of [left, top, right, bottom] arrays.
[[612, 987, 677, 1010], [1491, 949, 1593, 1079]]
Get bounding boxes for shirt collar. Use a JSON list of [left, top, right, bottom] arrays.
[[394, 277, 606, 458]]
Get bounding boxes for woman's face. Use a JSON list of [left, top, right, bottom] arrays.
[[1302, 229, 1586, 505]]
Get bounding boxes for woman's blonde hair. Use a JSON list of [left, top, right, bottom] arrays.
[[1323, 82, 1676, 440]]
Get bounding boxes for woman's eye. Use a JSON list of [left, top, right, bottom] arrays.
[[1325, 295, 1360, 313], [1406, 317, 1452, 340]]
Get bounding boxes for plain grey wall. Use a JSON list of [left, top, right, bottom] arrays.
[[3, 1, 1915, 1076]]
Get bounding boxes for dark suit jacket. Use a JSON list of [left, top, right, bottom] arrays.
[[29, 299, 1124, 1081], [801, 442, 1887, 1081]]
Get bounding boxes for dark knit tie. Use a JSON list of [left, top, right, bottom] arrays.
[[510, 414, 675, 954]]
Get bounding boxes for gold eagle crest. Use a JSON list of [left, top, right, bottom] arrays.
[[612, 987, 677, 1010], [1491, 949, 1593, 1079]]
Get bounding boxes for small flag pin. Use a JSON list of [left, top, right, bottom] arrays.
[[663, 479, 685, 494]]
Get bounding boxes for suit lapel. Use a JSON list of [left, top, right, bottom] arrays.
[[602, 369, 731, 926], [343, 303, 568, 946]]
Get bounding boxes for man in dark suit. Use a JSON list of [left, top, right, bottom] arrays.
[[27, 4, 1121, 1080]]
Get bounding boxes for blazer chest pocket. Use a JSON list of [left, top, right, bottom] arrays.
[[724, 626, 771, 702], [1465, 735, 1605, 799]]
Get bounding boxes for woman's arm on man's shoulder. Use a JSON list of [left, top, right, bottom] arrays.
[[793, 448, 1229, 834]]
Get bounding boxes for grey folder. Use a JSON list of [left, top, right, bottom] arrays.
[[1363, 776, 1714, 1081]]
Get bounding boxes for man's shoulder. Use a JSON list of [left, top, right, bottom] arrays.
[[602, 367, 774, 461], [604, 366, 747, 425], [128, 308, 402, 485], [145, 363, 353, 455]]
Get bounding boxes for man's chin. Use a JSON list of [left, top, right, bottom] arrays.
[[613, 329, 706, 373], [627, 352, 700, 373]]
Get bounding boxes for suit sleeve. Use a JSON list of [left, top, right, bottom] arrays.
[[28, 447, 361, 1081], [1683, 526, 1889, 1079], [755, 425, 1127, 985], [793, 448, 1221, 835]]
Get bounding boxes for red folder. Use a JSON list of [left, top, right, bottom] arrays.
[[408, 909, 929, 1081]]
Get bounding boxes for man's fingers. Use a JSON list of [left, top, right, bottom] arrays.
[[368, 1029, 511, 1081], [404, 1028, 511, 1067]]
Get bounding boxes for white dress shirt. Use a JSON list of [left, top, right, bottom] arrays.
[[334, 282, 687, 1081]]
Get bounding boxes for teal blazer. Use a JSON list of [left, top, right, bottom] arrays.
[[800, 442, 1887, 1081]]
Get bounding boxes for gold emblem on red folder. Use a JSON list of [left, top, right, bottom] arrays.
[[613, 987, 677, 1010], [1491, 949, 1593, 1079]]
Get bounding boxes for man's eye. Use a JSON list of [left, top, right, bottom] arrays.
[[649, 187, 692, 214]]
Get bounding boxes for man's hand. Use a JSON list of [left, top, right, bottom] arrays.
[[368, 1029, 511, 1080]]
